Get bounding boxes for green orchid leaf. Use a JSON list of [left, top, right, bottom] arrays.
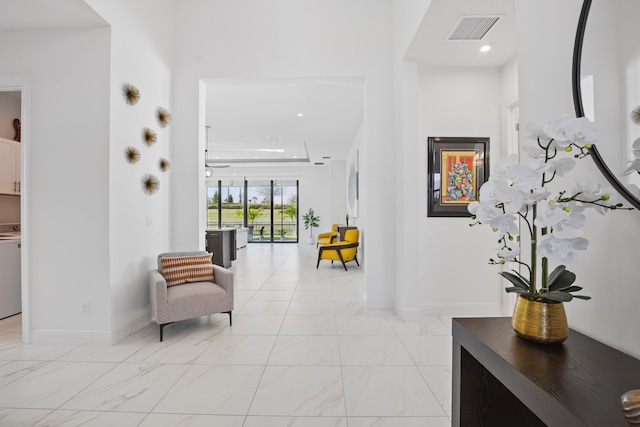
[[548, 268, 576, 291], [505, 286, 529, 294], [512, 270, 531, 287], [557, 285, 583, 293], [540, 290, 574, 302], [547, 265, 566, 285], [572, 295, 592, 300], [499, 271, 530, 291]]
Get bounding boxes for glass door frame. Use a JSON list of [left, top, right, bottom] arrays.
[[207, 179, 299, 243]]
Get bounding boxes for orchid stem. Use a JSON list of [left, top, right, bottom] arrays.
[[531, 204, 537, 295]]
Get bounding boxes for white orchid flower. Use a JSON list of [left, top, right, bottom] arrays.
[[467, 201, 480, 215], [543, 116, 573, 146], [564, 117, 599, 145], [548, 157, 576, 177], [538, 235, 589, 263], [526, 121, 552, 144], [471, 201, 502, 224], [572, 180, 618, 214], [492, 154, 519, 178], [507, 163, 544, 192], [534, 199, 569, 228], [496, 243, 520, 261], [493, 184, 525, 214], [489, 213, 519, 236], [623, 159, 640, 175], [523, 188, 551, 206], [521, 145, 546, 159], [554, 202, 586, 231]]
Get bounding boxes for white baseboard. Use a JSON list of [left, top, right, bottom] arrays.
[[111, 311, 152, 345], [30, 311, 152, 346], [30, 329, 111, 346], [420, 303, 502, 317]]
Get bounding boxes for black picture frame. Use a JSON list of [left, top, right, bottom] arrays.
[[427, 136, 490, 217]]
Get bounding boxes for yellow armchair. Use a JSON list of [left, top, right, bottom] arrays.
[[316, 224, 338, 248], [317, 229, 360, 271]]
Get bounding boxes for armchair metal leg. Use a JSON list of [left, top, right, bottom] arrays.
[[354, 255, 360, 266], [159, 322, 173, 342], [337, 250, 348, 271], [223, 311, 232, 326]]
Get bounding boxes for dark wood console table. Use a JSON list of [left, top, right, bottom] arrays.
[[453, 317, 640, 427]]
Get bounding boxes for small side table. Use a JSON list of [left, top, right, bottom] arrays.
[[337, 226, 357, 241]]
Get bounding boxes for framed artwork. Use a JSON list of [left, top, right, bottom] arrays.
[[347, 149, 359, 217], [427, 137, 489, 217]]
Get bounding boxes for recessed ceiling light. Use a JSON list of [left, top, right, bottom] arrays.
[[254, 155, 258, 159], [479, 44, 491, 53], [297, 113, 304, 117]]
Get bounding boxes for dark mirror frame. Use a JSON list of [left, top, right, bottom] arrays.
[[572, 0, 640, 210]]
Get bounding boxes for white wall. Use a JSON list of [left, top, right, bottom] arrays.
[[330, 160, 347, 227], [417, 66, 505, 315], [171, 0, 396, 307], [0, 27, 112, 342], [390, 1, 432, 318], [517, 0, 640, 358], [85, 0, 174, 342], [0, 92, 20, 140]]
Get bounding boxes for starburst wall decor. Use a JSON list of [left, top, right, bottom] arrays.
[[631, 105, 640, 126], [124, 146, 141, 164], [155, 107, 172, 128], [121, 83, 140, 106], [142, 127, 157, 147], [141, 173, 160, 195], [159, 158, 170, 172], [119, 83, 171, 195]]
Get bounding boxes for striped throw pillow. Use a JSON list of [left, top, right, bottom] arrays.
[[160, 253, 215, 287]]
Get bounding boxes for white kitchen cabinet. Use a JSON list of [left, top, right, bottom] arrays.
[[0, 137, 20, 195], [0, 240, 21, 319]]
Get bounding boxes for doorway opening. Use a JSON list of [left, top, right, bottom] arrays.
[[0, 76, 30, 344]]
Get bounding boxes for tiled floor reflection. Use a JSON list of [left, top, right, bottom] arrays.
[[0, 243, 452, 426]]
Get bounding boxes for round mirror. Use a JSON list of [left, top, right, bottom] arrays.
[[573, 0, 640, 210]]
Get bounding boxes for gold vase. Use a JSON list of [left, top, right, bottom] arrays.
[[511, 295, 568, 344]]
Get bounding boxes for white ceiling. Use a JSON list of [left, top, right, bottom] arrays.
[[1, 0, 517, 169], [204, 78, 365, 167], [0, 0, 106, 30], [405, 0, 516, 67]]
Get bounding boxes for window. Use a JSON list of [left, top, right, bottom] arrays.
[[207, 179, 299, 243]]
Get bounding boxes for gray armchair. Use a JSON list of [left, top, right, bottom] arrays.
[[150, 251, 234, 341]]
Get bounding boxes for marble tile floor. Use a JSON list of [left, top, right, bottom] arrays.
[[0, 243, 452, 427]]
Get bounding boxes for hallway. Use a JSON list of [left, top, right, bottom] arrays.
[[0, 243, 452, 426]]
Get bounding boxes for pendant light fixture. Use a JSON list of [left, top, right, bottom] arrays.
[[205, 149, 213, 177], [205, 125, 213, 177], [204, 124, 230, 175]]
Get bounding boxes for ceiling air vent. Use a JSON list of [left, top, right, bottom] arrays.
[[447, 15, 501, 41]]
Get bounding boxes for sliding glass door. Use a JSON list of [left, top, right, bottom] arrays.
[[207, 179, 298, 243], [273, 180, 298, 242], [246, 180, 271, 241]]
